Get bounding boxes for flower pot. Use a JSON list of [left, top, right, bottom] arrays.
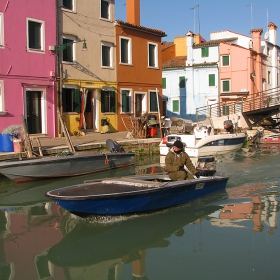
[[0, 134, 14, 152]]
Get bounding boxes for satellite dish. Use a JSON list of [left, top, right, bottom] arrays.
[[106, 139, 124, 153], [264, 31, 269, 40]]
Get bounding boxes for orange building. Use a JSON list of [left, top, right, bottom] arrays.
[[115, 0, 166, 132]]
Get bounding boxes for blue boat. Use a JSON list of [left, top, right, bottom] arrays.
[[45, 173, 229, 216]]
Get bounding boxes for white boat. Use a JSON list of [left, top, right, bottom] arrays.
[[159, 121, 246, 157]]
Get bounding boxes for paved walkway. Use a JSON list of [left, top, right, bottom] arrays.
[[0, 131, 161, 161]]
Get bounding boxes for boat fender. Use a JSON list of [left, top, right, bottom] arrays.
[[104, 154, 109, 165]]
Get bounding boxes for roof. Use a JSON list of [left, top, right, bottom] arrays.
[[194, 37, 238, 47], [161, 41, 174, 51], [163, 56, 187, 69], [115, 20, 167, 37], [192, 62, 218, 68]]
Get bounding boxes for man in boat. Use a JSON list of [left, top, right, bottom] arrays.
[[165, 140, 199, 181]]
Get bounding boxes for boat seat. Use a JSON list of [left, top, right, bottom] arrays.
[[102, 178, 161, 188]]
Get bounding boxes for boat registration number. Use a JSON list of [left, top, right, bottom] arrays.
[[195, 183, 205, 190]]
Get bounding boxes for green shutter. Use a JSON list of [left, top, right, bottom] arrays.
[[109, 91, 115, 112], [101, 91, 105, 113], [173, 100, 179, 112], [102, 45, 110, 66], [223, 80, 230, 92], [63, 39, 73, 62], [222, 55, 229, 66], [201, 47, 209, 57], [73, 89, 81, 113], [179, 76, 185, 88], [222, 105, 230, 115], [121, 90, 129, 112], [63, 0, 72, 9], [162, 78, 166, 89], [209, 74, 215, 86], [121, 39, 128, 63], [150, 92, 158, 112]]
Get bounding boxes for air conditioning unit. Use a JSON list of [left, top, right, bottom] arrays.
[[49, 46, 56, 51]]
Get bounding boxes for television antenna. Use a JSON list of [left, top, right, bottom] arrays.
[[257, 8, 268, 32], [190, 5, 200, 34], [246, 3, 253, 30]]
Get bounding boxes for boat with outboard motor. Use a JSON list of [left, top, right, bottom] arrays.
[[45, 156, 228, 216], [0, 139, 135, 182], [159, 120, 246, 157]]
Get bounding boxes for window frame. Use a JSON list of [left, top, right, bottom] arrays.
[[148, 42, 158, 68], [61, 0, 76, 12], [209, 74, 215, 87], [101, 90, 116, 113], [0, 12, 4, 48], [101, 42, 114, 68], [222, 104, 230, 116], [201, 47, 209, 57], [61, 35, 76, 63], [120, 36, 132, 65], [100, 0, 111, 20], [221, 55, 230, 67], [162, 77, 166, 89], [0, 80, 5, 113], [179, 76, 186, 88], [222, 79, 230, 93], [62, 87, 81, 113], [149, 90, 158, 113], [172, 98, 180, 113], [120, 89, 132, 114], [26, 17, 45, 52]]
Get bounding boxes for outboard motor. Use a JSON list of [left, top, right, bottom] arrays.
[[196, 156, 216, 176], [223, 119, 234, 133]]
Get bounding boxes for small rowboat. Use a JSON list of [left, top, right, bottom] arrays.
[[45, 173, 229, 216]]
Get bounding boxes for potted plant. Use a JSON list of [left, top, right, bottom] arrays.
[[0, 125, 24, 152]]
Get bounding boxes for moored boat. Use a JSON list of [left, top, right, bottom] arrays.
[[0, 139, 135, 182], [45, 173, 229, 216]]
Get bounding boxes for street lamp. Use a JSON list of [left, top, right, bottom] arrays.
[[54, 39, 88, 54]]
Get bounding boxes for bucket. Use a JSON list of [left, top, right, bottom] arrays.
[[13, 139, 23, 153], [0, 134, 14, 152], [148, 127, 157, 137]]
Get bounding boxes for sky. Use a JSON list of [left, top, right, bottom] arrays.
[[115, 0, 280, 42]]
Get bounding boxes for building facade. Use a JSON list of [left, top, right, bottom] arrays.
[[0, 0, 57, 137]]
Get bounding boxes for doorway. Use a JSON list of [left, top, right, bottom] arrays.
[[26, 91, 42, 134], [134, 92, 146, 117]]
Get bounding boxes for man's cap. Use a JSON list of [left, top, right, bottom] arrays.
[[173, 140, 183, 149]]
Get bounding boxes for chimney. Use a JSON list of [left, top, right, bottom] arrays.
[[126, 0, 140, 26], [251, 28, 263, 53], [268, 22, 277, 45]]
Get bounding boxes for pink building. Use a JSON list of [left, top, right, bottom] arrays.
[[0, 0, 57, 137]]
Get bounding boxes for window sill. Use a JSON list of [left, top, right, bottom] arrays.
[[101, 66, 114, 70], [62, 61, 76, 65], [147, 66, 159, 70], [61, 7, 77, 14], [27, 48, 45, 54], [63, 112, 79, 115], [0, 111, 8, 115], [119, 62, 133, 67]]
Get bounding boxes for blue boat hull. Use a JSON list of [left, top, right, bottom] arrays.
[[49, 176, 228, 215]]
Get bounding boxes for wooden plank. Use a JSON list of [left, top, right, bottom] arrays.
[[21, 115, 34, 158], [35, 138, 43, 157], [57, 110, 75, 153]]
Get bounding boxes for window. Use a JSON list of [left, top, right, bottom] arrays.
[[101, 0, 110, 20], [148, 42, 158, 68], [62, 38, 74, 62], [222, 55, 230, 66], [209, 74, 215, 86], [62, 0, 75, 11], [179, 76, 185, 88], [120, 37, 132, 64], [0, 80, 4, 112], [0, 12, 4, 47], [268, 71, 271, 84], [201, 47, 209, 57], [101, 42, 113, 68], [62, 88, 81, 113], [222, 104, 230, 116], [162, 78, 166, 89], [222, 80, 230, 92], [101, 90, 115, 113], [149, 91, 158, 112], [27, 18, 45, 51], [121, 89, 131, 113], [172, 99, 179, 113]]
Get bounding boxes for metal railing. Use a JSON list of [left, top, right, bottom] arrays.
[[196, 87, 280, 122]]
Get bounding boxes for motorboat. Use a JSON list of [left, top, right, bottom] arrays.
[[159, 120, 246, 157]]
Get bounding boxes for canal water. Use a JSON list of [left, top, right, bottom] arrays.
[[0, 145, 279, 280]]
